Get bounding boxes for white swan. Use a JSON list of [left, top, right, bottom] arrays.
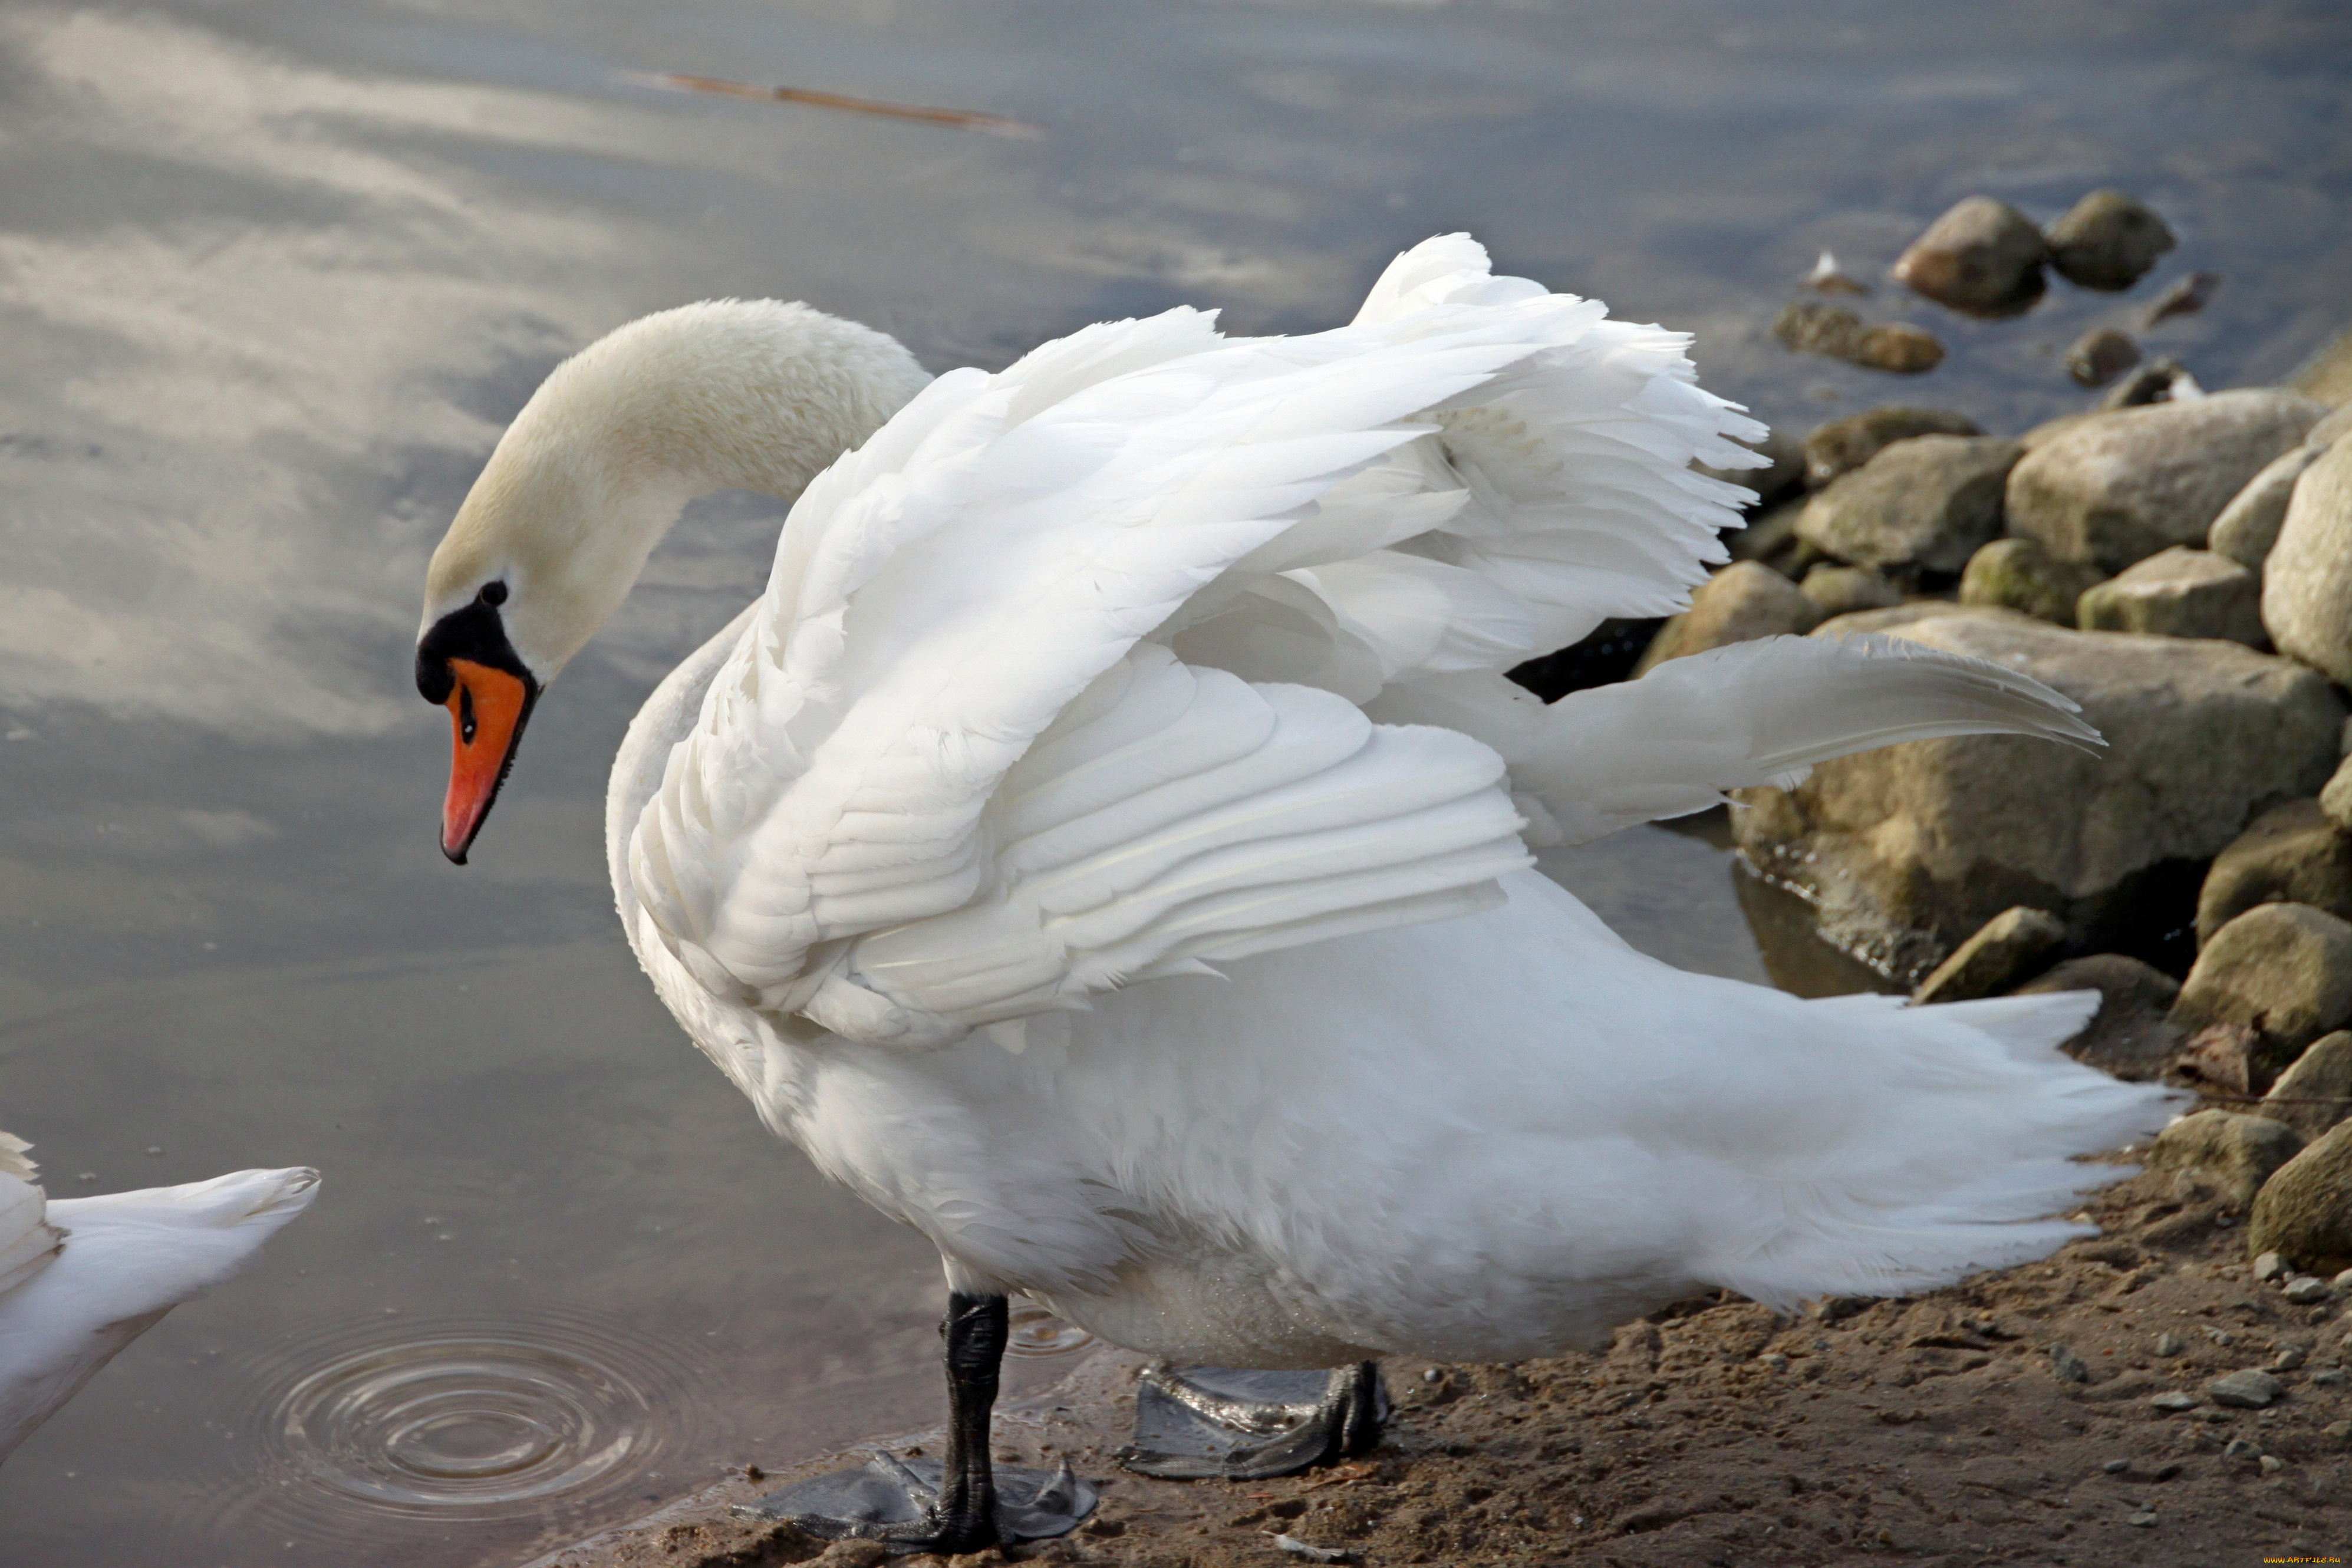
[[0, 1131, 318, 1465], [416, 235, 2172, 1550]]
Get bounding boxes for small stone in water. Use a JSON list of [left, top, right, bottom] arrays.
[[2046, 190, 2177, 291], [2155, 1332, 2185, 1357], [2210, 1369, 2282, 1408], [2066, 327, 2142, 388], [1802, 250, 1869, 295], [1853, 324, 1945, 374], [2144, 271, 2221, 327], [75, 1172, 95, 1184]]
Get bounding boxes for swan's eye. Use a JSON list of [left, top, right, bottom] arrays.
[[479, 581, 508, 607], [459, 684, 477, 745]]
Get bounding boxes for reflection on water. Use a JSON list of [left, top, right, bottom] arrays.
[[0, 0, 2344, 1563], [1006, 1302, 1098, 1360]]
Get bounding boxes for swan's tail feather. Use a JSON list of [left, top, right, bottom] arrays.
[[1685, 987, 2180, 1313]]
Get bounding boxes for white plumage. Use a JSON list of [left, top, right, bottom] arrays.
[[0, 1132, 318, 1464], [426, 233, 2175, 1376]]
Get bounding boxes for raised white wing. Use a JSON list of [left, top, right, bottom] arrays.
[[1369, 634, 2102, 845], [1162, 233, 1770, 699], [630, 296, 1574, 1037]]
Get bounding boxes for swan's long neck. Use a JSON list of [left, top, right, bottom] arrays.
[[423, 299, 931, 678]]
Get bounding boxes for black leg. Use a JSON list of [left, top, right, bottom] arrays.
[[733, 1290, 1097, 1552], [1120, 1361, 1390, 1480]]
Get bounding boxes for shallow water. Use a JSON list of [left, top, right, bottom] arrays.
[[0, 1, 2344, 1562]]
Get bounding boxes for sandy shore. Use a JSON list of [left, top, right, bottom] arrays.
[[529, 1153, 2352, 1568]]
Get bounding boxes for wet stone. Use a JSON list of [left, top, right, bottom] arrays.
[[2145, 270, 2221, 327], [2208, 444, 2322, 572], [1958, 538, 2104, 627], [2101, 357, 2198, 410], [2007, 389, 2329, 571], [1795, 436, 2022, 573], [1893, 196, 2048, 315], [1913, 905, 2067, 1004], [2196, 800, 2352, 948], [2076, 546, 2262, 645], [2045, 190, 2176, 291], [2208, 1370, 2282, 1409], [1802, 406, 1982, 489], [1633, 561, 1823, 673], [1775, 301, 1864, 360], [1853, 323, 1945, 375], [2065, 327, 2142, 388]]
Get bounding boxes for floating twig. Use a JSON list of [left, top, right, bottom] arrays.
[[640, 71, 1044, 139]]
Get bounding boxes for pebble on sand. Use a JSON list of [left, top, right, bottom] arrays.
[[2206, 1369, 2282, 1409]]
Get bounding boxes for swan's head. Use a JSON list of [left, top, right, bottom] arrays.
[[416, 299, 928, 862]]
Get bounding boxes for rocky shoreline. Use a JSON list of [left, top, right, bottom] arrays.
[[526, 211, 2352, 1567]]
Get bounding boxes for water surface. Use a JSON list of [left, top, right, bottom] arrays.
[[1, 1, 2346, 1562]]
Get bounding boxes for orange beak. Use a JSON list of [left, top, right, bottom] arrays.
[[440, 658, 533, 864]]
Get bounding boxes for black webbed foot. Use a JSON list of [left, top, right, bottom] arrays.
[[733, 1450, 1098, 1553], [1119, 1361, 1388, 1480]]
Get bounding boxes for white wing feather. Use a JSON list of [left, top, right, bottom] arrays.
[[632, 300, 1570, 1037], [1368, 634, 2102, 846]]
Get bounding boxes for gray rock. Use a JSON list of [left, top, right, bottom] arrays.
[[2148, 1111, 2304, 1208], [2049, 1343, 2090, 1383], [1730, 606, 2344, 983], [1853, 324, 1946, 375], [2249, 1121, 2352, 1275], [2262, 435, 2352, 687], [2173, 903, 2352, 1069], [2145, 271, 2221, 328], [2197, 800, 2352, 947], [2261, 1032, 2352, 1144], [2155, 1331, 2185, 1356], [1893, 196, 2048, 315], [2013, 953, 2183, 1081], [2077, 547, 2264, 645], [1803, 407, 1983, 489], [1913, 906, 2068, 1004], [2150, 1390, 2199, 1412], [2287, 1275, 2333, 1305], [2021, 410, 2104, 452], [2066, 327, 2142, 388], [2272, 1343, 2309, 1372], [1775, 301, 1865, 360], [1799, 564, 1904, 617], [2046, 191, 2177, 291], [1958, 538, 2105, 627], [2007, 390, 2330, 571], [1696, 427, 1805, 510], [2308, 405, 2352, 450], [2100, 357, 2198, 411], [2209, 445, 2323, 571], [1796, 437, 2023, 573], [1724, 498, 1824, 580], [1633, 561, 1823, 674], [2321, 754, 2352, 835], [2257, 1251, 2289, 1282]]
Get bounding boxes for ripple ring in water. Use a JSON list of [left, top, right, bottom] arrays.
[[1006, 1300, 1096, 1358], [226, 1308, 700, 1542]]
